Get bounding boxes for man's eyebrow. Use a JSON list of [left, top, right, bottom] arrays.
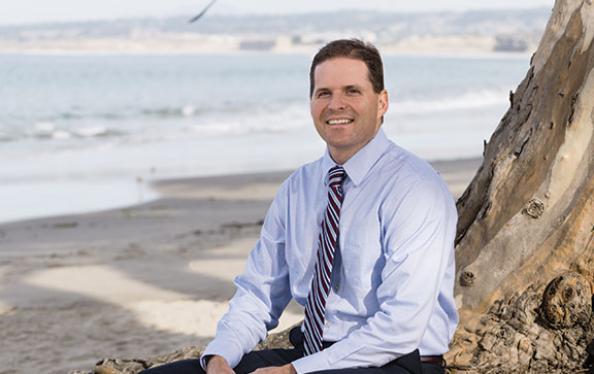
[[314, 87, 331, 94], [315, 85, 362, 93]]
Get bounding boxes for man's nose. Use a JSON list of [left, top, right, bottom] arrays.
[[328, 94, 346, 110]]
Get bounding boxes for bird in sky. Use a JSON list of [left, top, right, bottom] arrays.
[[189, 0, 218, 23]]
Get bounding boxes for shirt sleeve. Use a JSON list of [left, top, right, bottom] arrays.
[[292, 179, 457, 373], [201, 180, 292, 369]]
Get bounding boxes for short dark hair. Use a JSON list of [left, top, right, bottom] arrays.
[[309, 39, 384, 97]]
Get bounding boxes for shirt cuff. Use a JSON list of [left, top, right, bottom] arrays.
[[200, 355, 214, 371], [291, 350, 331, 374], [200, 338, 244, 370]]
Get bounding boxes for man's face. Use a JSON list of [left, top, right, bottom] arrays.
[[310, 57, 388, 164]]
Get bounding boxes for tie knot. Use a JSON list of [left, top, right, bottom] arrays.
[[328, 166, 346, 187]]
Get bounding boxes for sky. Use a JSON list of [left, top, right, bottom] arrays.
[[1, 0, 554, 26]]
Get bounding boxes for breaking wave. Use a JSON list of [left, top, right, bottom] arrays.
[[393, 89, 508, 115]]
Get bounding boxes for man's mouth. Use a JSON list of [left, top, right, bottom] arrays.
[[326, 118, 354, 125]]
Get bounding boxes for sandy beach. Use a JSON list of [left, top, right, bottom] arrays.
[[0, 157, 480, 374]]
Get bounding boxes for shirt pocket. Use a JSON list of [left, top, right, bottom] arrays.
[[340, 239, 381, 286]]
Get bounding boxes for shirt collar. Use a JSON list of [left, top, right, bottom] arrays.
[[321, 129, 392, 187]]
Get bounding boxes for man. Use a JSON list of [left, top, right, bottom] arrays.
[[142, 39, 458, 374]]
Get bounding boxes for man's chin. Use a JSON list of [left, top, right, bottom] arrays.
[[325, 138, 353, 150]]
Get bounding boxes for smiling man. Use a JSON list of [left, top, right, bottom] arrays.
[[141, 39, 458, 374]]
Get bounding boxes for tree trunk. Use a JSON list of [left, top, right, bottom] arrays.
[[446, 0, 594, 371]]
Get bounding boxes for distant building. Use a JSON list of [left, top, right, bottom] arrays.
[[494, 35, 529, 52], [239, 39, 276, 51]]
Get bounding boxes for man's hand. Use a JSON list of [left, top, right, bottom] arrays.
[[250, 363, 297, 374], [206, 355, 235, 374]]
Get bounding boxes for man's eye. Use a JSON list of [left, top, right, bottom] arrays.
[[347, 88, 361, 95], [317, 91, 330, 98]]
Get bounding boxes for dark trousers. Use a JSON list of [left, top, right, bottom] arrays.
[[140, 328, 444, 374]]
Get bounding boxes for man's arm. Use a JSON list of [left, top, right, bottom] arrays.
[[291, 180, 458, 373], [201, 181, 292, 370], [205, 355, 234, 374]]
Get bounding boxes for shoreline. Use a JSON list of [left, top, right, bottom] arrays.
[[0, 157, 481, 373], [0, 156, 481, 227]]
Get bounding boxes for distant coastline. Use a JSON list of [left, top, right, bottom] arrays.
[[0, 35, 532, 57], [0, 8, 548, 56]]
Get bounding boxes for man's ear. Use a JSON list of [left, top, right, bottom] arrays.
[[378, 89, 389, 118]]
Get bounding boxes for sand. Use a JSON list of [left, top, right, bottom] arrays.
[[0, 158, 480, 374]]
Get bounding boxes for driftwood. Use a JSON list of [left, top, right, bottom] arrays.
[[447, 0, 594, 372], [89, 0, 594, 372]]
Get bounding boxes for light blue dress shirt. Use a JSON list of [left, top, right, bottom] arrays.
[[201, 129, 458, 373]]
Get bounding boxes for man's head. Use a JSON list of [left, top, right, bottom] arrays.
[[309, 39, 389, 164]]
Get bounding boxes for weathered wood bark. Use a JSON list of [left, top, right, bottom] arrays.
[[454, 0, 593, 315], [89, 0, 594, 373], [447, 0, 594, 371]]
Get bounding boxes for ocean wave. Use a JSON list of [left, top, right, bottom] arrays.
[[74, 126, 113, 137], [140, 102, 264, 120], [52, 105, 200, 122], [59, 112, 83, 120], [142, 104, 205, 119], [189, 122, 293, 137], [55, 111, 125, 121], [24, 122, 123, 141], [31, 122, 56, 136], [393, 89, 508, 115], [0, 131, 13, 142], [52, 105, 204, 122], [46, 103, 247, 123], [189, 105, 309, 136]]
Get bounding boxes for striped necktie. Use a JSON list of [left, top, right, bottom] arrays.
[[303, 165, 346, 355]]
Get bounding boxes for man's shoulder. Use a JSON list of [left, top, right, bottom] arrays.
[[380, 144, 446, 189], [377, 145, 456, 218]]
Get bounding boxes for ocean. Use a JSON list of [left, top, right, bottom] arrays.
[[0, 52, 530, 223]]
